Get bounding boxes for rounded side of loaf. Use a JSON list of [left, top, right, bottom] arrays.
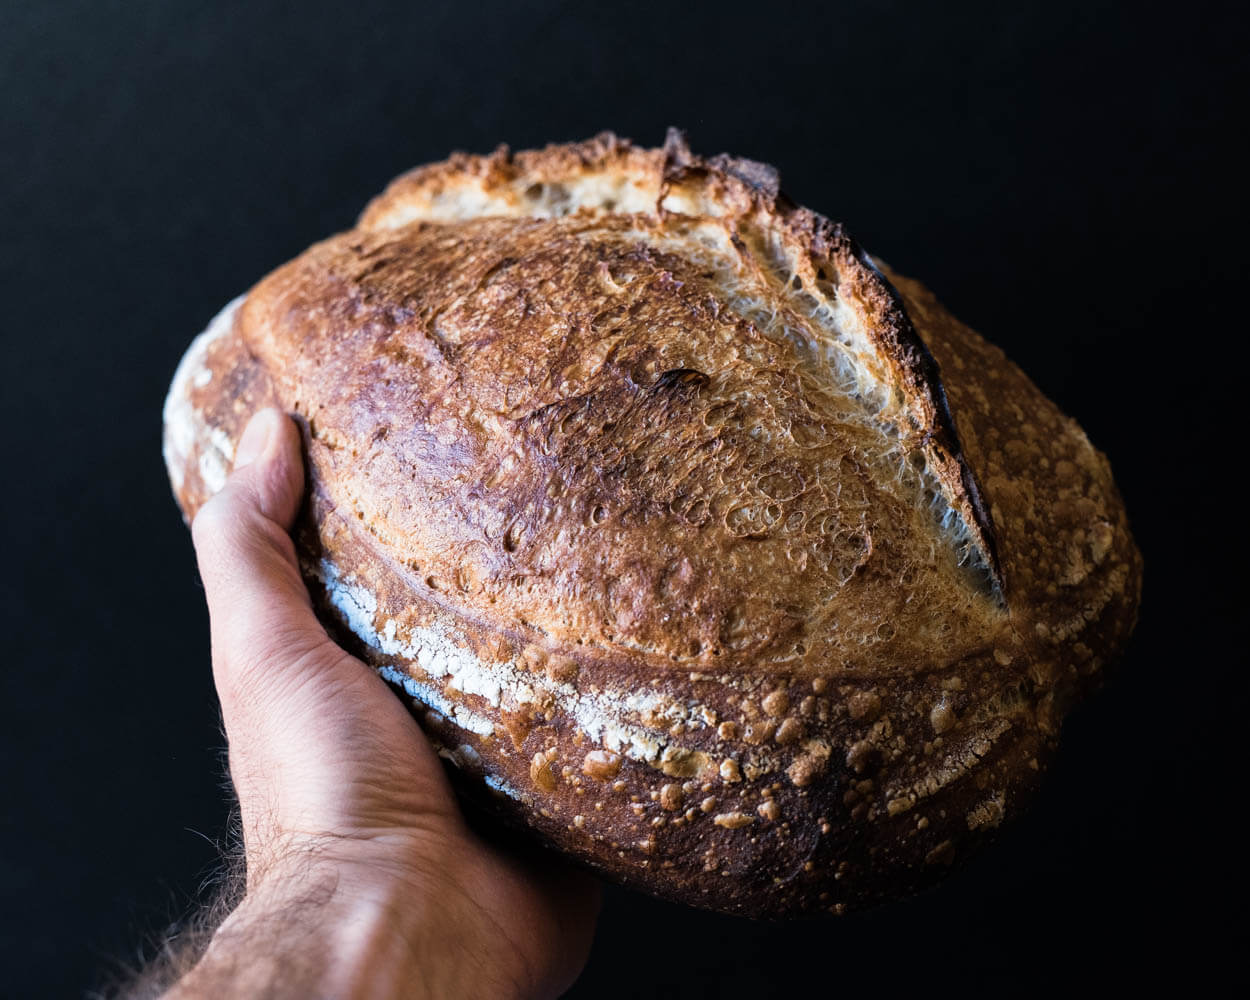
[[163, 132, 1141, 916]]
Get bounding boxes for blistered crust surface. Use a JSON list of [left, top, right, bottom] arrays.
[[235, 214, 998, 677], [164, 133, 1141, 916]]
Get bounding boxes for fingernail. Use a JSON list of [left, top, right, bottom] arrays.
[[234, 410, 276, 470]]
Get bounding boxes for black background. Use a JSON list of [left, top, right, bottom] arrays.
[[2, 1, 1244, 996]]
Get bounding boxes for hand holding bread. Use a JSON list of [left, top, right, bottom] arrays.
[[169, 408, 596, 998], [165, 131, 1141, 916]]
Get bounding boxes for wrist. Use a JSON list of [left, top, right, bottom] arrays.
[[168, 852, 528, 1000], [310, 859, 533, 1000]]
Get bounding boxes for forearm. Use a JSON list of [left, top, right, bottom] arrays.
[[162, 858, 528, 1000]]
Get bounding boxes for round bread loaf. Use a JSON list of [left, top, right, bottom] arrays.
[[163, 131, 1141, 917]]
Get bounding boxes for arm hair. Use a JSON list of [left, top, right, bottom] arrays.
[[92, 805, 248, 1000]]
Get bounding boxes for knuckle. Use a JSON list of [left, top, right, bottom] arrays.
[[191, 488, 256, 563], [193, 488, 297, 576], [215, 625, 345, 713], [190, 491, 232, 549]]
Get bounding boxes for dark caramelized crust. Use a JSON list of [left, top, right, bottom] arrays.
[[162, 132, 1141, 916]]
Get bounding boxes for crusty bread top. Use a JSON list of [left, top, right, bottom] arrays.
[[239, 132, 1016, 679], [164, 131, 1141, 914]]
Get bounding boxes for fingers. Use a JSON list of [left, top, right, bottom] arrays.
[[191, 409, 336, 715]]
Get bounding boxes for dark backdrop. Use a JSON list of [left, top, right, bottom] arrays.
[[2, 1, 1243, 996]]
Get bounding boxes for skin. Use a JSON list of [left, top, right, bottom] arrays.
[[167, 408, 599, 999]]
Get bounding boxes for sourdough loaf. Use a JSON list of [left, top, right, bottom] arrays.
[[163, 131, 1141, 916]]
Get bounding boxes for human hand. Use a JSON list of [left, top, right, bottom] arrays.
[[169, 408, 599, 999]]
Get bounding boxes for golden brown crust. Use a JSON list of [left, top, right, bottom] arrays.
[[162, 132, 1141, 916]]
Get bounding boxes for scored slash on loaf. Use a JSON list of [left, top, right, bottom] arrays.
[[163, 131, 1141, 916]]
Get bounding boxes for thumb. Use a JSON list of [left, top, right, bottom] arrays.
[[191, 408, 336, 716]]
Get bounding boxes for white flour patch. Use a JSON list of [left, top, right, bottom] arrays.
[[162, 295, 244, 495], [483, 773, 526, 801], [197, 447, 229, 496], [316, 559, 689, 768], [378, 664, 496, 738]]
